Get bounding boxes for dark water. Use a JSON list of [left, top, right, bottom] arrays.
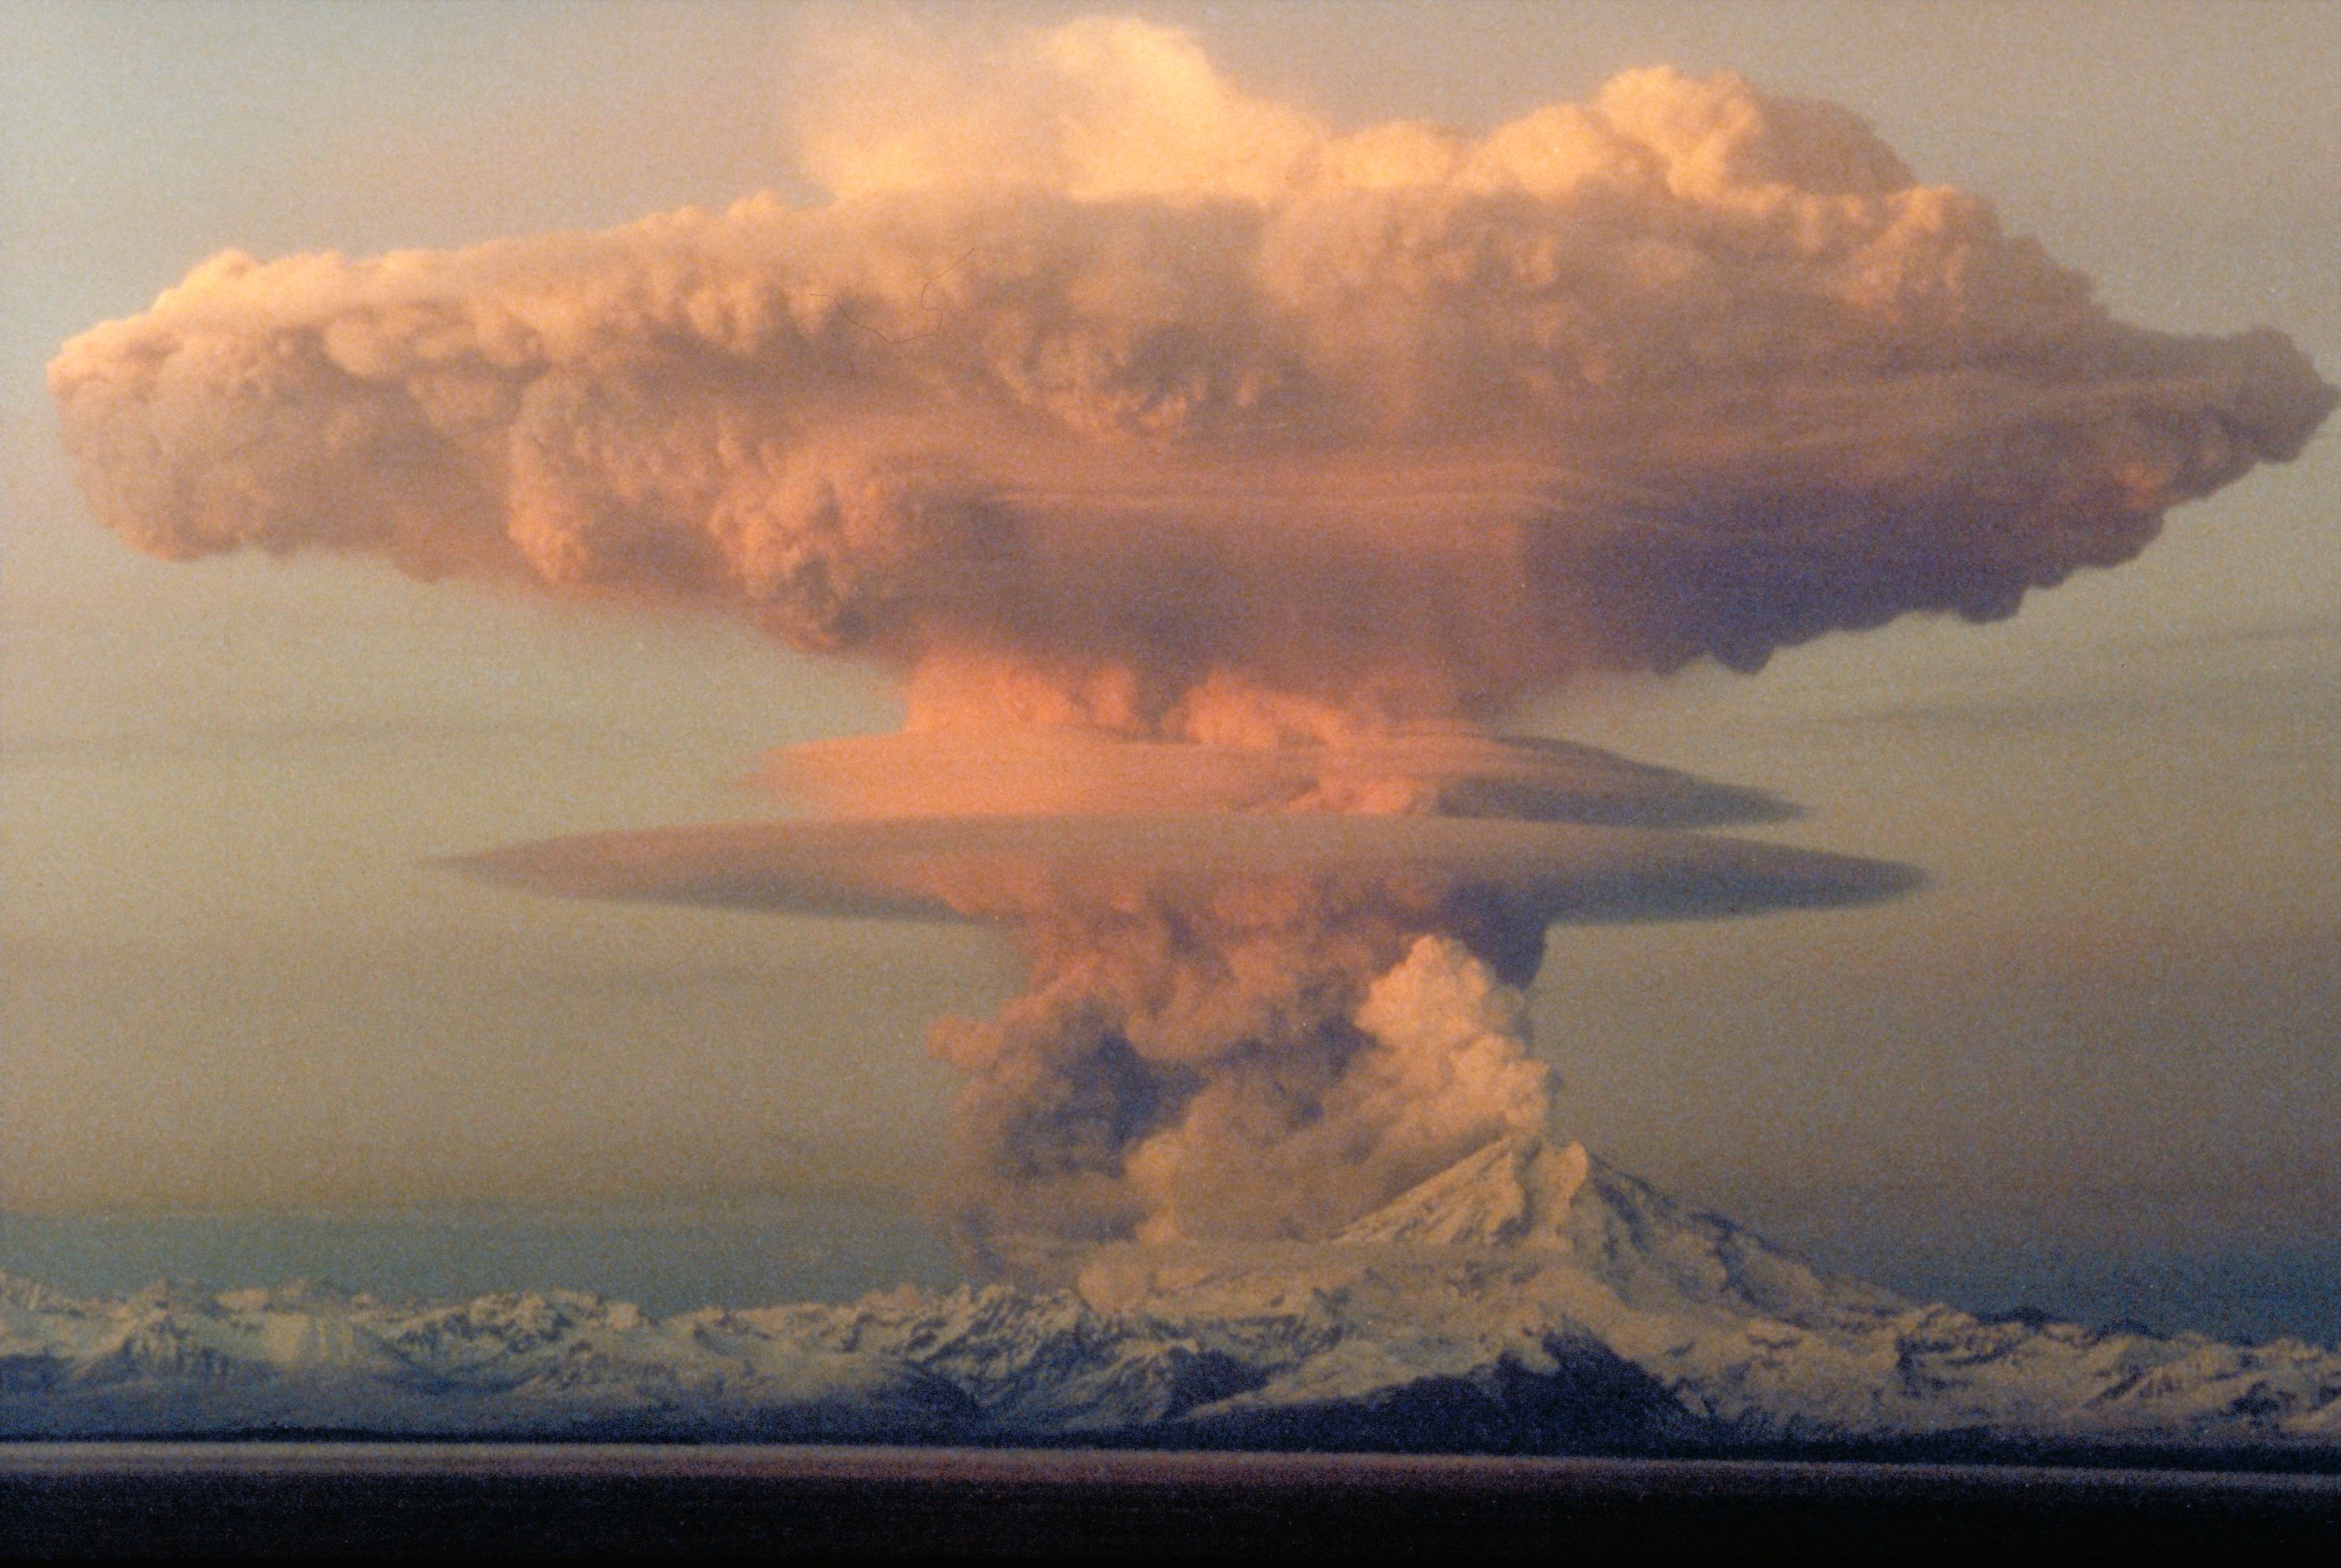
[[6, 1444, 2338, 1555]]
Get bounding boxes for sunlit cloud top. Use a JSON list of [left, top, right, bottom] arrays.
[[48, 17, 2334, 746]]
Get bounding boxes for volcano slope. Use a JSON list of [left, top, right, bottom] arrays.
[[6, 1134, 2336, 1460]]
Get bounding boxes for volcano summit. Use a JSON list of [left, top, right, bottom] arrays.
[[8, 1134, 2337, 1453]]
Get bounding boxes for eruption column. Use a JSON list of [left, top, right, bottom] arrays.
[[48, 19, 2334, 1247], [461, 732, 1918, 1244]]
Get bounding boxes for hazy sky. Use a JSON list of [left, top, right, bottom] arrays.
[[3, 2, 2336, 1274]]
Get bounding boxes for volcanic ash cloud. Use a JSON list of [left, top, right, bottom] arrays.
[[51, 17, 2335, 1244], [460, 738, 1917, 1245], [49, 16, 2334, 741]]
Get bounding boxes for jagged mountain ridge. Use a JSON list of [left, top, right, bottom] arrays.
[[5, 1137, 2337, 1450]]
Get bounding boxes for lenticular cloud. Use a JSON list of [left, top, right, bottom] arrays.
[[53, 16, 2334, 1247]]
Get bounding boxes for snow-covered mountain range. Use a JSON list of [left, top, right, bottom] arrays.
[[6, 1137, 2336, 1453]]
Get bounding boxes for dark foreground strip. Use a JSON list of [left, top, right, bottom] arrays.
[[5, 1444, 2338, 1556]]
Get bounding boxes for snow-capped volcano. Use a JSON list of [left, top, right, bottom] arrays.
[[5, 1137, 2336, 1453]]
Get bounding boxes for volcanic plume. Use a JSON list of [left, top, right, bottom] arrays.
[[473, 735, 1910, 1244], [49, 18, 2335, 1247]]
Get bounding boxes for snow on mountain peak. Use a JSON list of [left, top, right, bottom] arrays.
[[5, 1138, 2338, 1451], [1337, 1134, 1589, 1248]]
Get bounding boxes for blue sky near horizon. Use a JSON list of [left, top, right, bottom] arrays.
[[2, 2, 2337, 1334]]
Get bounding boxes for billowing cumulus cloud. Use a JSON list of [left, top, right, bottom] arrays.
[[54, 16, 2331, 1244], [51, 16, 2332, 740]]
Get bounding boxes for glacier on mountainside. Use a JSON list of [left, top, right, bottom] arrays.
[[5, 1137, 2337, 1452]]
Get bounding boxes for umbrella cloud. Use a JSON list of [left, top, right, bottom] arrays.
[[51, 16, 2331, 1242], [46, 16, 2333, 738]]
